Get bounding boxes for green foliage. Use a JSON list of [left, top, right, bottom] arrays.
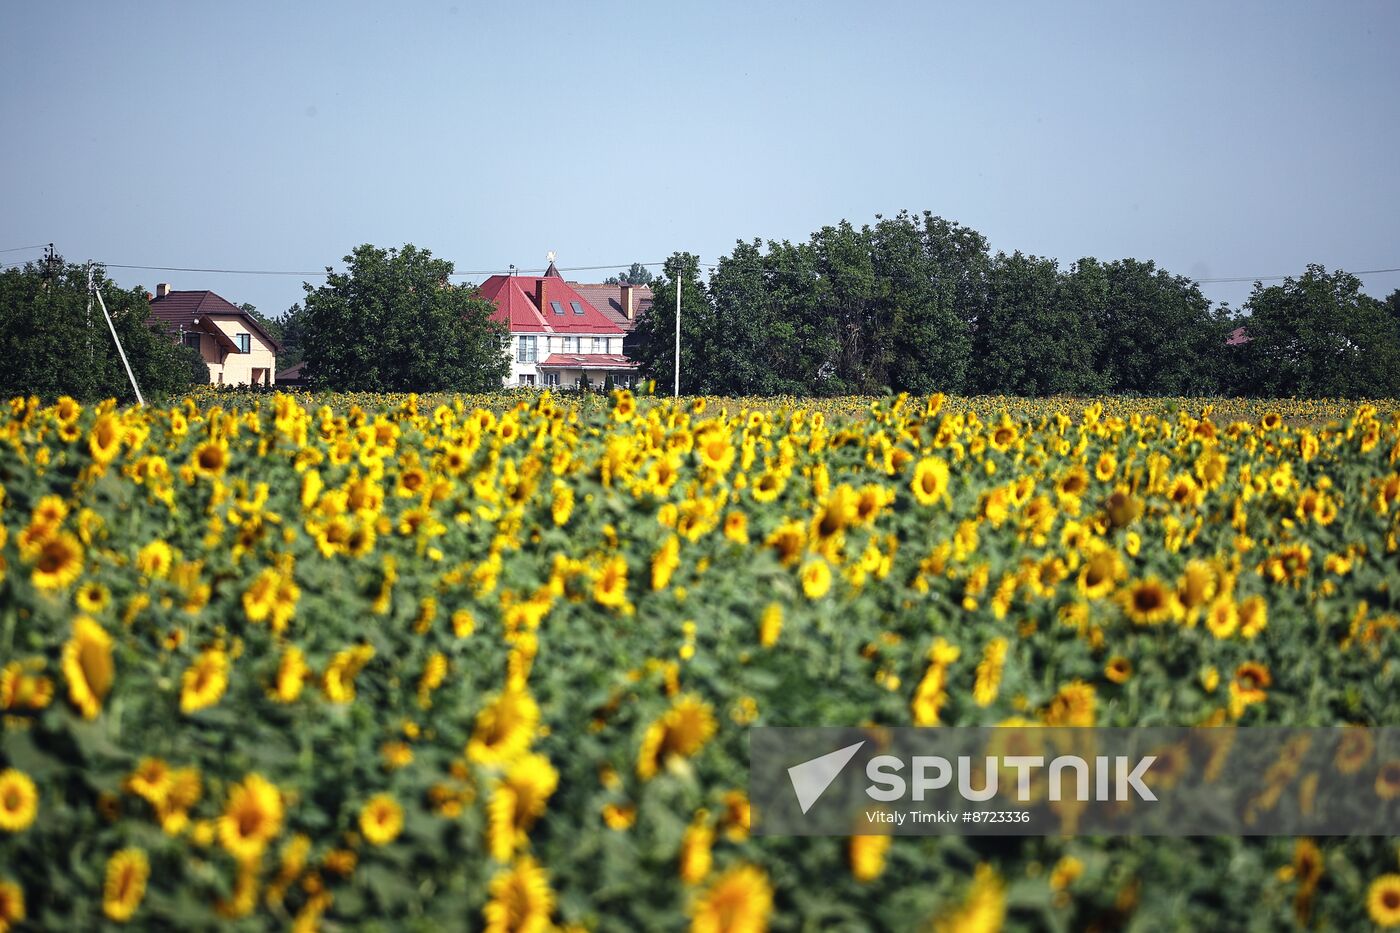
[[630, 252, 712, 394], [603, 262, 656, 286], [1240, 266, 1400, 398], [300, 244, 509, 392], [0, 259, 199, 402]]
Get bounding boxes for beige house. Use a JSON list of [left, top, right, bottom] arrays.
[[148, 285, 279, 385]]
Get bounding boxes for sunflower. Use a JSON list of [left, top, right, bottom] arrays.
[[1043, 681, 1097, 727], [88, 413, 125, 464], [270, 646, 308, 703], [123, 758, 172, 808], [1104, 655, 1133, 684], [1229, 662, 1272, 718], [31, 531, 83, 590], [690, 863, 773, 933], [1121, 578, 1177, 625], [135, 540, 174, 578], [678, 812, 715, 885], [1077, 550, 1121, 600], [637, 694, 717, 780], [0, 879, 23, 932], [102, 848, 149, 922], [75, 581, 110, 614], [0, 659, 53, 712], [799, 558, 832, 600], [1205, 597, 1239, 639], [758, 603, 783, 648], [1376, 761, 1400, 801], [180, 648, 229, 714], [750, 470, 785, 503], [1238, 595, 1268, 639], [850, 833, 891, 883], [62, 615, 113, 719], [0, 770, 38, 833], [1333, 727, 1374, 775], [190, 439, 229, 477], [467, 687, 541, 765], [933, 863, 1005, 933], [483, 856, 555, 933], [218, 773, 284, 862], [911, 456, 951, 506], [360, 793, 405, 846], [1368, 874, 1400, 928], [593, 555, 629, 608]]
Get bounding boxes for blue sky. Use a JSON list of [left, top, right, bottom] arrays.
[[3, 1, 1398, 319]]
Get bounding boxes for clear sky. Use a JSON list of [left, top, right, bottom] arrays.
[[3, 1, 1398, 320]]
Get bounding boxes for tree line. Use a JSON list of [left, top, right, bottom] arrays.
[[4, 220, 1399, 401], [632, 211, 1400, 398]]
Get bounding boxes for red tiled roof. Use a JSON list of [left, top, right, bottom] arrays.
[[1226, 325, 1251, 346], [537, 353, 638, 370], [149, 290, 281, 351], [571, 283, 653, 333], [477, 271, 625, 336]]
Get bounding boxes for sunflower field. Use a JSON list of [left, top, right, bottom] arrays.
[[2, 388, 1400, 931]]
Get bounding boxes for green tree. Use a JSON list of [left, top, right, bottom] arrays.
[[240, 302, 284, 345], [1096, 259, 1226, 395], [300, 244, 508, 392], [603, 262, 656, 286], [870, 212, 978, 396], [630, 253, 712, 394], [276, 303, 309, 369], [971, 252, 1104, 396], [1239, 266, 1400, 397], [0, 258, 204, 401]]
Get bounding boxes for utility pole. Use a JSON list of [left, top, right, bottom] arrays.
[[673, 266, 681, 397], [86, 263, 94, 363], [91, 271, 145, 405]]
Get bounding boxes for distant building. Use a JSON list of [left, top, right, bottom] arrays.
[[479, 261, 640, 388], [148, 285, 279, 385], [276, 361, 307, 386], [572, 280, 653, 360], [1226, 326, 1251, 346]]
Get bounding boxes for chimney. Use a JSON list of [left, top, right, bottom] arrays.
[[537, 277, 548, 312], [620, 284, 634, 320], [156, 283, 171, 298]]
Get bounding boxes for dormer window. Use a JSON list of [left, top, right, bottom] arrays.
[[570, 301, 585, 315], [550, 301, 565, 315]]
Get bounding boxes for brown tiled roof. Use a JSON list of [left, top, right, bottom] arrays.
[[537, 353, 638, 371], [571, 283, 653, 333], [149, 290, 282, 352], [1226, 326, 1251, 346], [277, 361, 307, 383]]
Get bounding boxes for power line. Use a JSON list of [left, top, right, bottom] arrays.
[[1197, 266, 1400, 284], [0, 243, 47, 254], [96, 259, 718, 278]]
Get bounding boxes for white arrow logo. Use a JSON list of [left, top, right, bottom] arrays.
[[787, 741, 866, 814]]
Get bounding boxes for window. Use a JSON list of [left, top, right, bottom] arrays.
[[544, 372, 560, 387], [550, 301, 565, 315], [517, 335, 537, 363], [590, 336, 603, 353], [518, 374, 536, 386], [183, 332, 201, 351], [236, 333, 251, 354], [570, 301, 585, 315], [560, 336, 576, 353]]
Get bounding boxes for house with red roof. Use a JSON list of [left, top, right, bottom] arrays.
[[148, 284, 280, 385], [478, 261, 640, 388]]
